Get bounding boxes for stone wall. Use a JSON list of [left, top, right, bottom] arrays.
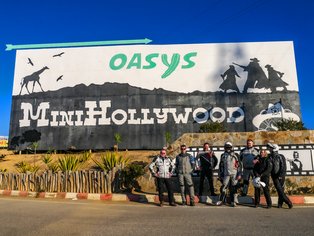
[[134, 130, 314, 195], [170, 130, 314, 155]]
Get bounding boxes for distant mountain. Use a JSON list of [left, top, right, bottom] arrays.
[[14, 82, 298, 99]]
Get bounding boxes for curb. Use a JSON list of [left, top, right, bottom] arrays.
[[0, 190, 313, 205]]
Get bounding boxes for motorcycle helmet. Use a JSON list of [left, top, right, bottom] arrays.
[[267, 143, 279, 152], [253, 177, 266, 188], [224, 142, 233, 148], [224, 142, 233, 152]]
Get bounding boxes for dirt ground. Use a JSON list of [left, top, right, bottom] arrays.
[[0, 149, 158, 173]]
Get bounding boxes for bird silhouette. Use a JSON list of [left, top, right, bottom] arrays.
[[56, 75, 63, 82], [27, 58, 34, 66], [53, 52, 65, 57]]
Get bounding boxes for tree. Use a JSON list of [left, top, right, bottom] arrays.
[[199, 121, 226, 133], [114, 133, 122, 151], [31, 142, 39, 155], [165, 131, 172, 148], [274, 119, 307, 131], [22, 129, 41, 143]]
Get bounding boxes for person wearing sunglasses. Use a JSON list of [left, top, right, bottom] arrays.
[[216, 142, 242, 207], [175, 144, 196, 206], [149, 147, 176, 207]]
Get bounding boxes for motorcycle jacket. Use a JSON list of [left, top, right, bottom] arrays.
[[219, 151, 241, 178], [253, 155, 273, 178], [240, 147, 259, 169], [196, 151, 218, 171], [175, 153, 195, 174], [149, 155, 175, 178]]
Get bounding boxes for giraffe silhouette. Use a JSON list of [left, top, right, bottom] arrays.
[[19, 66, 49, 95]]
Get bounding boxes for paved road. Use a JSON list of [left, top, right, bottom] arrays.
[[0, 197, 314, 236]]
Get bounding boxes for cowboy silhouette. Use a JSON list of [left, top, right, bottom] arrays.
[[265, 64, 288, 92], [219, 65, 240, 93], [233, 58, 269, 93]]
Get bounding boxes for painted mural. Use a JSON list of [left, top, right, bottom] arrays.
[[9, 41, 301, 150], [188, 144, 314, 176]]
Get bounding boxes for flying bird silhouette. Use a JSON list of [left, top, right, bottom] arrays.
[[53, 52, 65, 57], [56, 75, 63, 82], [27, 58, 34, 66]]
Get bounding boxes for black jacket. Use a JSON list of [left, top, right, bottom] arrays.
[[270, 152, 287, 177], [253, 155, 273, 178], [197, 151, 218, 171]]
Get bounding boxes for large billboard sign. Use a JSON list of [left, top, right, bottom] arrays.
[[0, 136, 8, 148], [9, 41, 301, 150]]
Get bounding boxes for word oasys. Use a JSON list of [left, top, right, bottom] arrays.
[[109, 52, 197, 79]]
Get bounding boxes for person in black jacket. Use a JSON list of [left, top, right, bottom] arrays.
[[267, 143, 293, 209], [196, 143, 218, 196], [253, 149, 273, 208]]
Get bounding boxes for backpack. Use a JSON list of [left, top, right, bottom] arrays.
[[272, 153, 286, 176]]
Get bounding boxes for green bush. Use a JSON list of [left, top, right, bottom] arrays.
[[16, 161, 40, 173], [42, 153, 53, 165], [274, 119, 307, 131], [79, 151, 92, 164], [199, 121, 226, 133], [58, 155, 81, 171], [93, 151, 129, 172], [47, 162, 59, 173], [121, 162, 146, 190], [285, 178, 299, 195]]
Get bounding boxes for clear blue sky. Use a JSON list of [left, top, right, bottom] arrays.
[[0, 0, 313, 136]]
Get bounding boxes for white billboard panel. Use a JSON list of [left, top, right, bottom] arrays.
[[13, 41, 298, 95]]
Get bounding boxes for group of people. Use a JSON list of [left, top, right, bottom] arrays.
[[149, 139, 293, 209]]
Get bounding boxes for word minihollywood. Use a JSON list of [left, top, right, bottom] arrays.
[[19, 100, 244, 127]]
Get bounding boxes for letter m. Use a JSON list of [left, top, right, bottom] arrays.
[[19, 102, 50, 127]]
